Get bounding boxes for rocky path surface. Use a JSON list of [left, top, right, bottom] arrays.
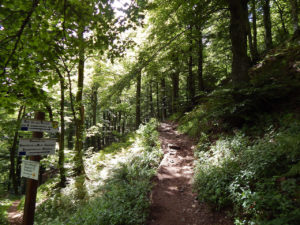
[[147, 122, 232, 225]]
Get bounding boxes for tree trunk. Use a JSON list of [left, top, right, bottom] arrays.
[[117, 111, 121, 134], [187, 29, 196, 104], [263, 0, 273, 50], [58, 71, 66, 187], [161, 78, 167, 120], [171, 71, 179, 113], [9, 105, 24, 194], [122, 115, 126, 135], [67, 122, 74, 149], [227, 0, 250, 87], [197, 26, 204, 92], [247, 4, 256, 64], [251, 0, 259, 62], [156, 80, 160, 119], [149, 80, 154, 118], [274, 0, 289, 36], [91, 84, 98, 151], [136, 71, 141, 129], [290, 0, 300, 36], [102, 112, 106, 146], [74, 21, 85, 176]]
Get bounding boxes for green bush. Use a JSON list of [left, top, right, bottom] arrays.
[[194, 119, 300, 224], [65, 119, 162, 225], [35, 119, 162, 225]]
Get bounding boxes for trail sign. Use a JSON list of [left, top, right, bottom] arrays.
[[18, 138, 56, 156], [21, 119, 59, 133], [21, 160, 40, 181]]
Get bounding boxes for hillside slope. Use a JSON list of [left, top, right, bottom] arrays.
[[177, 40, 300, 225]]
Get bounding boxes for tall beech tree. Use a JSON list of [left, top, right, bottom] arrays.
[[136, 70, 142, 129], [290, 0, 300, 36], [263, 0, 273, 50], [227, 0, 250, 86], [251, 0, 259, 62]]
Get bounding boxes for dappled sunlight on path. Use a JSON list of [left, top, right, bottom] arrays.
[[147, 122, 232, 225]]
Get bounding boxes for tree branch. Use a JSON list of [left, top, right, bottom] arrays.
[[1, 0, 40, 76]]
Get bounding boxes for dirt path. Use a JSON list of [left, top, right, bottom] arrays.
[[147, 122, 232, 225], [7, 200, 22, 225]]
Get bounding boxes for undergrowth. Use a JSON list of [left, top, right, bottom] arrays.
[[34, 118, 162, 225], [177, 47, 300, 224], [178, 86, 300, 224], [194, 117, 300, 224]]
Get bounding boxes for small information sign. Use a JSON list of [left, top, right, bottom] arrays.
[[21, 119, 59, 133], [21, 160, 40, 180], [18, 138, 56, 156]]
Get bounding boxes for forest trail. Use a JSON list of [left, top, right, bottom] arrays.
[[7, 200, 22, 225], [147, 122, 232, 225]]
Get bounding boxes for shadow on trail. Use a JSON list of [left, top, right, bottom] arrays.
[[147, 122, 232, 225]]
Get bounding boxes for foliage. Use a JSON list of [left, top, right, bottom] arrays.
[[32, 119, 162, 225], [193, 114, 300, 224]]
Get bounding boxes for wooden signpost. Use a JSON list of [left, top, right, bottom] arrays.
[[20, 111, 58, 225]]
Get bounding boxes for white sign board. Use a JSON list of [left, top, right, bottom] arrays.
[[18, 138, 56, 156], [21, 119, 59, 133], [21, 160, 40, 180]]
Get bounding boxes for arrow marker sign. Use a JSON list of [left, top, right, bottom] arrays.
[[21, 119, 59, 133], [18, 138, 56, 156]]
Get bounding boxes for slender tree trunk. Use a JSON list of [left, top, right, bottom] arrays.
[[251, 0, 259, 62], [196, 26, 204, 92], [102, 112, 106, 146], [136, 71, 141, 129], [9, 105, 24, 194], [274, 0, 289, 35], [122, 115, 126, 135], [156, 80, 160, 119], [74, 21, 85, 176], [117, 112, 121, 133], [187, 28, 196, 105], [171, 71, 179, 113], [263, 0, 273, 50], [67, 122, 74, 149], [290, 0, 300, 36], [227, 0, 250, 87], [161, 78, 167, 120], [149, 80, 154, 118], [91, 84, 98, 151], [247, 4, 256, 64], [57, 71, 66, 187]]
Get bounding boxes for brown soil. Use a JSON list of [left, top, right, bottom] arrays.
[[147, 122, 233, 225], [7, 200, 22, 225]]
